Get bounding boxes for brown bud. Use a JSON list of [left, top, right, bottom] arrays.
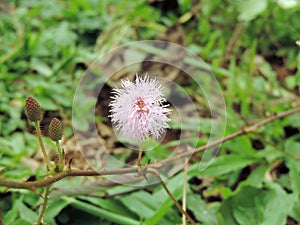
[[49, 118, 63, 141], [25, 96, 42, 122]]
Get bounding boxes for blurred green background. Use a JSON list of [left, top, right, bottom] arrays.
[[1, 0, 300, 224]]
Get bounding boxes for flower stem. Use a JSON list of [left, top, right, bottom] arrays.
[[147, 168, 197, 225], [34, 186, 50, 225], [137, 144, 143, 167], [56, 141, 64, 171], [182, 160, 188, 225], [34, 121, 52, 171]]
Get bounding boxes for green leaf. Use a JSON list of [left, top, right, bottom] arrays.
[[144, 173, 183, 225], [187, 193, 217, 225], [37, 96, 58, 110], [239, 165, 268, 188], [79, 196, 137, 219], [223, 136, 258, 156], [17, 201, 39, 223], [276, 0, 300, 9], [9, 132, 25, 155], [64, 197, 141, 225], [44, 198, 70, 224], [236, 0, 268, 21], [30, 57, 52, 77], [290, 197, 300, 223], [219, 184, 295, 225], [262, 182, 296, 225], [4, 199, 19, 225], [11, 219, 32, 225], [288, 163, 300, 196], [119, 191, 157, 219], [195, 155, 260, 176], [287, 114, 300, 128], [284, 138, 300, 170]]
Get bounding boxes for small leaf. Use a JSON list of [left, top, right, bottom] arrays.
[[187, 193, 217, 225], [236, 0, 268, 21], [197, 155, 260, 176], [64, 197, 141, 225], [12, 219, 32, 225], [276, 0, 300, 9], [44, 198, 70, 224], [219, 184, 295, 225], [119, 191, 157, 219], [30, 58, 52, 77], [17, 201, 39, 223]]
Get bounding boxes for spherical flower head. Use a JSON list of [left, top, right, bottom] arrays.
[[49, 118, 63, 141], [109, 75, 171, 142], [25, 96, 42, 122]]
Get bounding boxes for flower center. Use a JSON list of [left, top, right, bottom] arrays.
[[136, 97, 149, 113]]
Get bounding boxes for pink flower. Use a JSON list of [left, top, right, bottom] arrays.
[[109, 75, 171, 142]]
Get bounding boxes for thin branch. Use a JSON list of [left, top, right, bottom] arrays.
[[182, 160, 188, 225], [1, 107, 300, 192], [224, 21, 244, 61], [34, 186, 50, 225], [153, 107, 300, 167], [85, 184, 157, 199], [255, 133, 300, 161], [0, 168, 139, 191], [146, 168, 197, 225]]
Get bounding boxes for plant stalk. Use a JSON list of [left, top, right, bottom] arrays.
[[34, 121, 52, 171], [182, 160, 188, 225], [147, 168, 197, 225], [56, 141, 64, 171], [34, 186, 50, 225], [137, 144, 143, 167]]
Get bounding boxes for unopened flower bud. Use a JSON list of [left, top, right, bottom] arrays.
[[25, 96, 42, 122], [49, 118, 63, 141]]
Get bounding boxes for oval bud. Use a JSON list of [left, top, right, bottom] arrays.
[[49, 118, 63, 141], [25, 96, 42, 122]]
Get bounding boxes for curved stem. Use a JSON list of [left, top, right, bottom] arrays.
[[255, 133, 300, 160], [182, 160, 188, 225], [34, 121, 52, 171], [34, 186, 50, 225], [146, 168, 197, 225]]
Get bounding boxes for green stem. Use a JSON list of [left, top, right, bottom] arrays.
[[34, 186, 50, 225], [56, 141, 64, 171], [137, 144, 143, 167], [147, 168, 197, 225], [255, 133, 300, 160], [34, 121, 52, 171], [182, 160, 188, 225]]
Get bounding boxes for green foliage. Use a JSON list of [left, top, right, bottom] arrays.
[[1, 0, 300, 224], [219, 183, 296, 225]]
